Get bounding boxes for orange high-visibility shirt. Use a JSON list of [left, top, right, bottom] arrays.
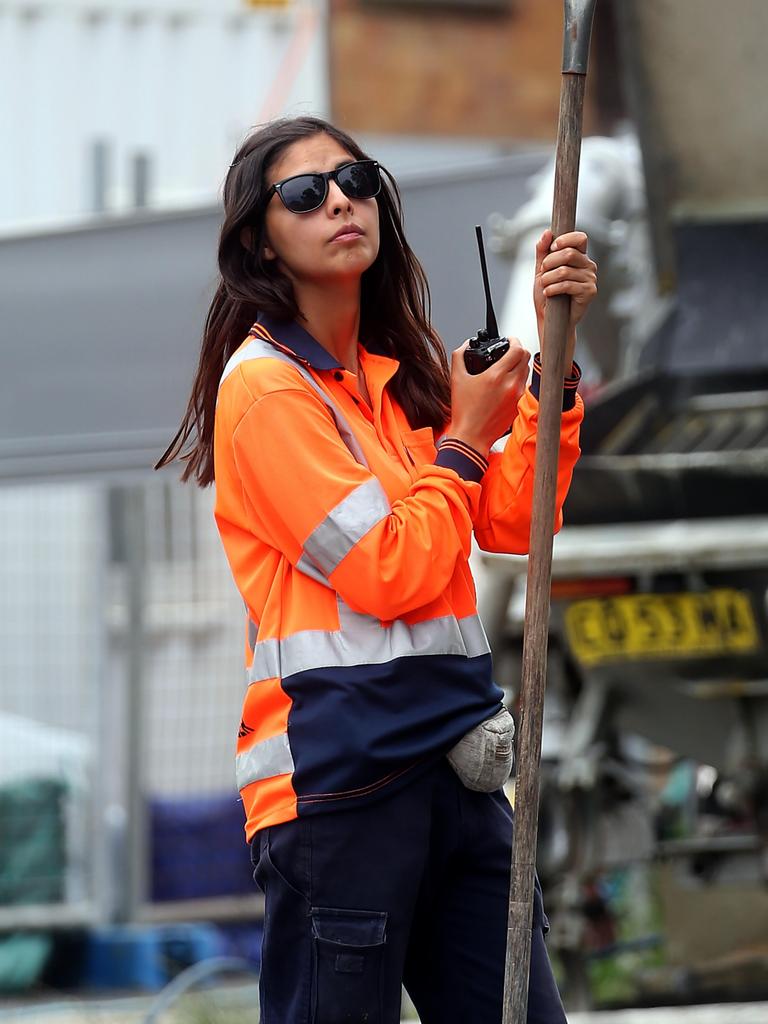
[[213, 315, 583, 841]]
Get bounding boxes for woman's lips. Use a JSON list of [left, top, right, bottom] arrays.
[[330, 225, 364, 243]]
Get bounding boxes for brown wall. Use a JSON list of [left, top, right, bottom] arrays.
[[329, 0, 615, 140]]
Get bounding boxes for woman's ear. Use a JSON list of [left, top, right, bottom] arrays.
[[240, 225, 276, 261]]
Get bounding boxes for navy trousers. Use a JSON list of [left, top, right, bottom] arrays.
[[251, 759, 567, 1024]]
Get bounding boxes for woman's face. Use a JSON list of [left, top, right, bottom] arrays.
[[262, 133, 380, 289]]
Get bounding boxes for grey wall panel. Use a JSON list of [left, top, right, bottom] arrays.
[[397, 154, 547, 350], [1, 210, 221, 481]]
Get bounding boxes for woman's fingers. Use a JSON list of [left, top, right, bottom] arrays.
[[535, 229, 554, 264], [541, 248, 596, 273], [542, 279, 598, 300], [537, 230, 589, 264], [497, 338, 530, 373], [533, 230, 597, 355], [539, 233, 597, 304], [551, 230, 588, 253], [540, 266, 597, 295], [534, 231, 596, 308]]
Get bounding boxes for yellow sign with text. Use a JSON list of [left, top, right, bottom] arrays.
[[564, 589, 760, 666]]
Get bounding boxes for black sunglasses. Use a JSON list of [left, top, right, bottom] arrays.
[[267, 159, 382, 214]]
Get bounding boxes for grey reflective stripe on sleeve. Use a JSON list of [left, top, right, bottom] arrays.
[[236, 732, 294, 790], [248, 636, 280, 682], [296, 554, 334, 589], [302, 477, 390, 578], [247, 601, 491, 685]]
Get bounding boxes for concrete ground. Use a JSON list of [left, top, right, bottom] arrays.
[[0, 990, 767, 1024]]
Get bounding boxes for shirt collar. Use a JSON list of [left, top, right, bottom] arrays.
[[255, 313, 344, 371]]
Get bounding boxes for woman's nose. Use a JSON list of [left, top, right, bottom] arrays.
[[327, 179, 352, 213]]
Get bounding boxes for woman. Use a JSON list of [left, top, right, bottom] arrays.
[[158, 115, 596, 1023]]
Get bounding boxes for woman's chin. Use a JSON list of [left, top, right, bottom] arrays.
[[316, 254, 377, 285]]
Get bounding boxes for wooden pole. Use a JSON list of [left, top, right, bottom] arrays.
[[502, 3, 597, 1022]]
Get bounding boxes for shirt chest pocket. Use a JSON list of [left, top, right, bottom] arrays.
[[401, 427, 437, 467]]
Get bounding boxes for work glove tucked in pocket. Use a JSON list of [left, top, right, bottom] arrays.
[[447, 706, 515, 792]]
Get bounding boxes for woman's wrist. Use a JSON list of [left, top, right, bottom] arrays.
[[536, 325, 578, 375], [442, 425, 490, 459]]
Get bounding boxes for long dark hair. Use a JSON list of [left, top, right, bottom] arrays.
[[156, 115, 451, 486]]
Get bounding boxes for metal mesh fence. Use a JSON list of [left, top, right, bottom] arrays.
[[0, 476, 256, 931], [120, 480, 245, 799], [0, 483, 106, 928]]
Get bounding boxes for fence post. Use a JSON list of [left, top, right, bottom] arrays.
[[123, 484, 149, 923]]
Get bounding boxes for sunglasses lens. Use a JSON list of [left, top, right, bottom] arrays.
[[337, 161, 380, 200], [280, 174, 327, 213]]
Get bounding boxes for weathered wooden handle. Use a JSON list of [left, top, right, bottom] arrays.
[[501, 4, 596, 1022]]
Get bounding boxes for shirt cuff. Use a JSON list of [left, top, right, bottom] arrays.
[[435, 438, 489, 483], [529, 353, 582, 411]]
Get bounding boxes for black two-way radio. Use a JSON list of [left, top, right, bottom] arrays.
[[464, 225, 510, 375]]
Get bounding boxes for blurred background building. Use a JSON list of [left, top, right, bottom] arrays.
[[1, 0, 768, 1018], [1, 0, 328, 229], [330, 0, 623, 139]]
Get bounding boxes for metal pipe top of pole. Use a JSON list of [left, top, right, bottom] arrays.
[[562, 0, 598, 74]]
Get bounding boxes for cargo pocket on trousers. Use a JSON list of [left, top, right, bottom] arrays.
[[311, 907, 387, 1024]]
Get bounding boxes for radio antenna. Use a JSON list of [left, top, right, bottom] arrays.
[[475, 225, 499, 339]]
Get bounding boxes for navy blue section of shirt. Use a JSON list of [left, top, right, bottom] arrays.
[[435, 444, 487, 483], [281, 652, 504, 814]]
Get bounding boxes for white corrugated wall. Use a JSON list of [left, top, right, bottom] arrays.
[[0, 0, 329, 230]]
